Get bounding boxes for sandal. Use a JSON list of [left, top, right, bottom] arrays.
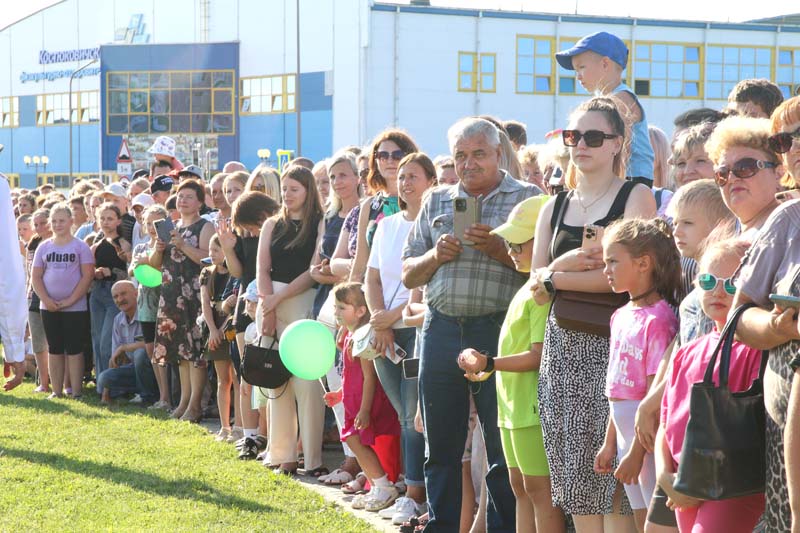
[[319, 468, 354, 486], [341, 472, 368, 494], [305, 466, 329, 478], [237, 435, 267, 460]]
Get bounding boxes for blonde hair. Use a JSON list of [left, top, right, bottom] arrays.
[[698, 237, 751, 275], [49, 202, 73, 220], [247, 164, 281, 204], [770, 96, 800, 189], [518, 145, 542, 170], [668, 179, 735, 228], [649, 126, 673, 190], [705, 116, 779, 166]]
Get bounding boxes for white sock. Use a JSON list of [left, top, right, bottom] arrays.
[[373, 475, 391, 488], [244, 428, 257, 439]]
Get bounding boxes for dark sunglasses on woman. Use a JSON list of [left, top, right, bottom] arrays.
[[697, 273, 737, 295], [375, 150, 406, 162], [562, 129, 618, 148], [767, 127, 800, 154], [503, 240, 524, 254], [713, 157, 777, 186]]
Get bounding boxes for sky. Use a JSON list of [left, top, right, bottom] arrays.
[[0, 0, 797, 31]]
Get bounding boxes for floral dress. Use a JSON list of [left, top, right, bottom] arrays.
[[154, 218, 208, 367]]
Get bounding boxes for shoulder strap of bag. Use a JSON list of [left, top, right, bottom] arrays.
[[385, 279, 404, 311], [703, 302, 757, 387], [549, 190, 573, 263]]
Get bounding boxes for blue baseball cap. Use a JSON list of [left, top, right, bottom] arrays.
[[244, 280, 259, 303], [556, 31, 628, 71]]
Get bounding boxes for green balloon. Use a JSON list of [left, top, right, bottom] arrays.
[[279, 319, 336, 380], [134, 264, 162, 288]]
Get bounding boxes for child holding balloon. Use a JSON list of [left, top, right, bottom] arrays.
[[324, 282, 401, 512]]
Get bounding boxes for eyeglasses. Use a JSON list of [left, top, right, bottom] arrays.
[[713, 157, 777, 186], [359, 169, 369, 179], [375, 150, 406, 162], [503, 239, 532, 253], [768, 127, 800, 154], [697, 273, 737, 295], [562, 129, 619, 148]]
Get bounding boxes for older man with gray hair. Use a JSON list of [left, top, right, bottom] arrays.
[[402, 117, 538, 531]]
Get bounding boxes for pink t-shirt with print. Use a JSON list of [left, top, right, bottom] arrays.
[[606, 300, 678, 400]]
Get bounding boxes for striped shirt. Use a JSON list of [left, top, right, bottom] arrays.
[[402, 172, 538, 317]]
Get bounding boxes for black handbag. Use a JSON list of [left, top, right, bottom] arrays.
[[673, 303, 768, 500], [241, 337, 292, 391]]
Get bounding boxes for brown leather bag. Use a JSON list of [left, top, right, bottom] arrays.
[[549, 190, 628, 338]]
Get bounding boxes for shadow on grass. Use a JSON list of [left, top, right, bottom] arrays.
[[0, 446, 274, 513], [0, 393, 106, 420]]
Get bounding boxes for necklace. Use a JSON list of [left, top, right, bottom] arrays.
[[576, 179, 615, 213], [630, 286, 658, 303]]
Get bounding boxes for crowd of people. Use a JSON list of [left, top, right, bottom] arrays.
[[2, 30, 800, 533]]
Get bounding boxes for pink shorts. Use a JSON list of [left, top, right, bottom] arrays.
[[675, 493, 764, 533]]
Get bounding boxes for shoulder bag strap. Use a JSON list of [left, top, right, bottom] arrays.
[[549, 190, 573, 263], [703, 302, 756, 386]]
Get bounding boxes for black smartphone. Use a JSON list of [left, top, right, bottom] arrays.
[[154, 218, 175, 243], [402, 358, 419, 379]]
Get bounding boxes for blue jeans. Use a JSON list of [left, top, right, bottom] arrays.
[[373, 327, 425, 487], [419, 309, 515, 533], [96, 349, 158, 402], [89, 281, 117, 393]]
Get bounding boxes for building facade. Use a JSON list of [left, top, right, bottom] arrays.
[[1, 0, 799, 189]]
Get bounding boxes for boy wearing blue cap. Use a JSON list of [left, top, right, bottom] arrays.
[[556, 32, 655, 188]]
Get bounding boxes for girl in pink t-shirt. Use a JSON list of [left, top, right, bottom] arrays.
[[323, 282, 400, 513], [657, 239, 765, 532], [594, 219, 680, 531]]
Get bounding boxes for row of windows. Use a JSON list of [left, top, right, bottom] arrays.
[[37, 173, 115, 188], [240, 74, 297, 114], [36, 91, 99, 126], [459, 36, 800, 99]]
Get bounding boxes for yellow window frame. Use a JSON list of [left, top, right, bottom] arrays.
[[704, 45, 774, 100], [458, 52, 478, 92], [36, 90, 99, 127], [777, 48, 800, 99], [0, 96, 19, 128], [556, 37, 632, 95], [630, 41, 703, 100], [6, 173, 20, 188], [37, 172, 109, 189], [239, 74, 297, 115], [105, 69, 236, 136], [516, 35, 555, 95]]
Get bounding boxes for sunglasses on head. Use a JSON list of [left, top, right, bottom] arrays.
[[697, 273, 737, 295], [767, 127, 800, 154], [375, 150, 406, 162], [713, 157, 777, 186], [562, 129, 618, 148]]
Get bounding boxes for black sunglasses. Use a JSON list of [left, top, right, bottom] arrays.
[[697, 273, 736, 295], [358, 169, 369, 179], [375, 150, 406, 162], [562, 129, 618, 148], [503, 240, 523, 253], [767, 127, 800, 154], [713, 157, 777, 186]]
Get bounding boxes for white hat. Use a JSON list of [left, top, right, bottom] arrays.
[[131, 193, 154, 209], [147, 136, 177, 158], [102, 183, 127, 199]]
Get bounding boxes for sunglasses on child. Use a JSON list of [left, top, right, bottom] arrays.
[[697, 273, 737, 295], [713, 157, 777, 186], [375, 150, 406, 162], [767, 127, 800, 154], [561, 129, 619, 148]]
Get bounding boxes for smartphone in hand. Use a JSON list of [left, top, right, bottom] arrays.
[[154, 218, 175, 243], [453, 196, 482, 245], [581, 224, 604, 250]]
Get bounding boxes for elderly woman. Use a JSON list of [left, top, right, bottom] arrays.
[[530, 97, 656, 530], [669, 123, 716, 189], [732, 96, 800, 532], [150, 179, 214, 422]]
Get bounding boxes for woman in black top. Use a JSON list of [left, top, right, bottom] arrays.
[[89, 203, 131, 392], [256, 165, 326, 476]]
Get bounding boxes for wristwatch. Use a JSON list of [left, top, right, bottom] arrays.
[[483, 355, 495, 373], [542, 271, 556, 296]]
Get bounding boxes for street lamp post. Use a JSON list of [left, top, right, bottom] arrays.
[[24, 154, 49, 185], [69, 58, 98, 183]]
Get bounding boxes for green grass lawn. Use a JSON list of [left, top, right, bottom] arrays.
[[0, 382, 375, 532]]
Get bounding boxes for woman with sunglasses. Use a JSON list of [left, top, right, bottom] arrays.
[[529, 96, 656, 531], [345, 129, 419, 284], [732, 96, 800, 532]]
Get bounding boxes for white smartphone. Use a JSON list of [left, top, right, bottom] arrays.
[[385, 343, 408, 365]]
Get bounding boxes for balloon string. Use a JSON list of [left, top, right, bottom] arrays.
[[319, 377, 328, 393]]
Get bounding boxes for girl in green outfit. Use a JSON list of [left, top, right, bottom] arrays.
[[458, 195, 565, 533]]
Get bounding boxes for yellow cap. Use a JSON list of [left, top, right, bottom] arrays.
[[491, 195, 549, 244]]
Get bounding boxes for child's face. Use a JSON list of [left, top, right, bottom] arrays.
[[49, 212, 73, 237], [334, 300, 364, 330], [144, 213, 160, 239], [603, 241, 641, 294], [672, 202, 716, 260], [168, 208, 180, 222], [245, 300, 257, 320], [506, 238, 534, 273], [209, 242, 225, 265], [571, 51, 606, 92], [698, 255, 738, 327], [17, 221, 33, 243], [33, 215, 51, 238]]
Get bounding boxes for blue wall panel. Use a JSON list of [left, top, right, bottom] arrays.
[[238, 109, 332, 170], [19, 96, 36, 128]]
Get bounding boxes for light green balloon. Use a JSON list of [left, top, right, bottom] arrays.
[[133, 264, 162, 288], [279, 319, 336, 380]]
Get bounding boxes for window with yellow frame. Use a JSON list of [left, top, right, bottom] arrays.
[[556, 37, 631, 95], [0, 97, 19, 128], [240, 74, 296, 114], [705, 45, 772, 100], [106, 70, 235, 135], [37, 173, 110, 190], [632, 42, 702, 98], [5, 173, 20, 188], [36, 91, 98, 126], [458, 52, 496, 93], [777, 49, 800, 99], [516, 36, 553, 94]]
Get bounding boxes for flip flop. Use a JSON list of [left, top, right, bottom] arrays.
[[320, 468, 355, 486]]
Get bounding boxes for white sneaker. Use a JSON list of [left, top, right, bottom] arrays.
[[364, 485, 399, 512], [129, 394, 144, 404], [377, 498, 402, 519], [391, 497, 421, 525]]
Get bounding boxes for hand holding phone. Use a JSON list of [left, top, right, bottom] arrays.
[[581, 224, 604, 250], [453, 196, 482, 245], [769, 293, 800, 310], [154, 218, 175, 243]]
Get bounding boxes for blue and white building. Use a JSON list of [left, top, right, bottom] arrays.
[[1, 0, 799, 189]]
